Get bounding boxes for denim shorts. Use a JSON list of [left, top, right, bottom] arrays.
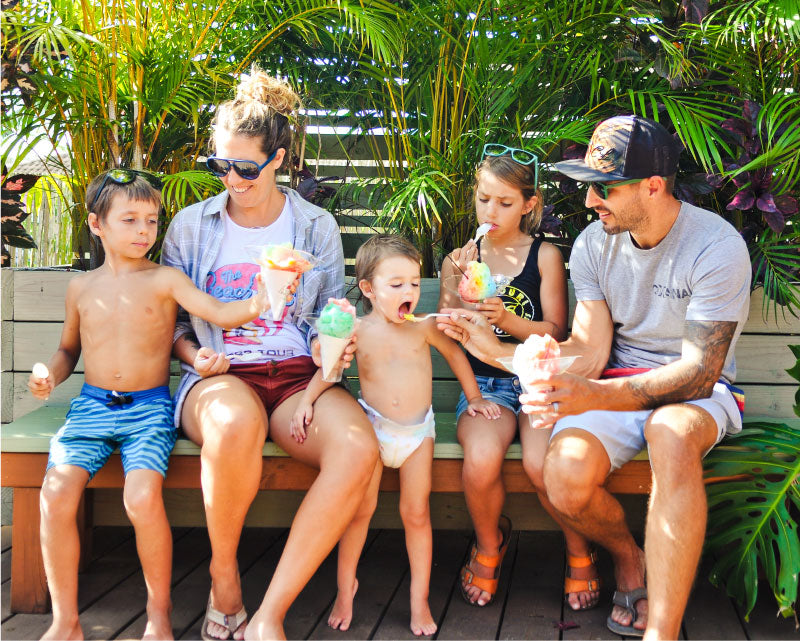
[[456, 375, 522, 419]]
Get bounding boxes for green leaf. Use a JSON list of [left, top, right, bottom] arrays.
[[704, 419, 800, 620]]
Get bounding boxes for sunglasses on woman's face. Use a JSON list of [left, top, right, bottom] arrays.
[[482, 143, 539, 188], [89, 168, 163, 213], [206, 149, 278, 180]]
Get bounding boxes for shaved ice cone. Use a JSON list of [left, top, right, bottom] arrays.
[[315, 298, 358, 382], [319, 334, 351, 382], [262, 268, 299, 321]]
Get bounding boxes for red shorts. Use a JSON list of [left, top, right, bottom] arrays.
[[229, 357, 316, 415]]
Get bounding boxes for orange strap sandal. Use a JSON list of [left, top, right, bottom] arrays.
[[459, 515, 512, 606], [564, 550, 602, 610]]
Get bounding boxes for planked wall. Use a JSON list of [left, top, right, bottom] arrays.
[[2, 268, 798, 424]]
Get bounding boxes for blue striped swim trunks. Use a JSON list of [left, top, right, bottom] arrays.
[[47, 384, 177, 479]]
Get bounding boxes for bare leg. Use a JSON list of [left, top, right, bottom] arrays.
[[39, 465, 89, 641], [124, 470, 173, 640], [246, 387, 378, 640], [182, 376, 268, 641], [543, 428, 647, 631], [457, 408, 516, 605], [398, 438, 437, 636], [520, 420, 599, 610], [328, 460, 383, 631], [642, 405, 718, 640]]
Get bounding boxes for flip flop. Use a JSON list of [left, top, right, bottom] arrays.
[[606, 587, 647, 637], [200, 594, 248, 641], [459, 514, 512, 606], [564, 550, 602, 610]]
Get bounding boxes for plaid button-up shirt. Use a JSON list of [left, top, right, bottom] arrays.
[[161, 186, 344, 426]]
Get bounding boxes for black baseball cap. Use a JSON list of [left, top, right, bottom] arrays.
[[555, 115, 682, 182]]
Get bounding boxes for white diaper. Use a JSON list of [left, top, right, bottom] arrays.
[[358, 399, 436, 468]]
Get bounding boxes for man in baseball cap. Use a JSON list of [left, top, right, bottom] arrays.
[[436, 115, 751, 639]]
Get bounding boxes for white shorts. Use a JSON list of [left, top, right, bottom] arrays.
[[358, 399, 435, 469], [550, 382, 743, 470]]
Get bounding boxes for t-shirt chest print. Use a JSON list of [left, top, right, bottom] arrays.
[[205, 263, 291, 351], [493, 285, 534, 338]]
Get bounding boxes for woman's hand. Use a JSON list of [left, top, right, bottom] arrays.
[[194, 347, 230, 378], [476, 296, 506, 327]]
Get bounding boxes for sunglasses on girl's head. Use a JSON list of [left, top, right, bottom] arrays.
[[482, 143, 539, 188], [206, 150, 278, 180], [587, 178, 645, 200], [89, 168, 163, 212]]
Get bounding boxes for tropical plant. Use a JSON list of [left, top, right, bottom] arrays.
[[0, 170, 39, 265], [0, 0, 401, 266], [704, 344, 800, 623]]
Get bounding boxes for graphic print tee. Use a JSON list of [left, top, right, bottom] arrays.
[[206, 200, 309, 364]]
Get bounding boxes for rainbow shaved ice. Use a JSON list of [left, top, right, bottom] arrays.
[[458, 261, 496, 302], [318, 299, 356, 339], [253, 244, 316, 321]]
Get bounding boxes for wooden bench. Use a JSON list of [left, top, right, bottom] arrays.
[[2, 269, 798, 613]]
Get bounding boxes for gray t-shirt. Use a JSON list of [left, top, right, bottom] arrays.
[[570, 201, 751, 383]]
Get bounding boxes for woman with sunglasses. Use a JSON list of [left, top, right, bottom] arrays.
[[438, 146, 597, 610], [162, 67, 379, 641]]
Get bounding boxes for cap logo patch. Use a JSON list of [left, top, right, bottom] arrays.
[[585, 122, 629, 174]]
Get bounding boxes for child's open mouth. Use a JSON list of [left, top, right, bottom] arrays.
[[397, 301, 412, 319]]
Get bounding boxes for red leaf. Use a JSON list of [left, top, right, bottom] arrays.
[[1, 174, 40, 193], [726, 191, 755, 211], [756, 193, 778, 213], [762, 210, 786, 234], [774, 194, 798, 215]]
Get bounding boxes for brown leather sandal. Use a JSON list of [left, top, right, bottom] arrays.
[[459, 515, 512, 606], [564, 550, 602, 610]]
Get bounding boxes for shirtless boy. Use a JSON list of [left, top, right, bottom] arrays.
[[28, 169, 267, 641]]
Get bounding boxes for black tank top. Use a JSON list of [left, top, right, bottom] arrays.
[[467, 235, 544, 378]]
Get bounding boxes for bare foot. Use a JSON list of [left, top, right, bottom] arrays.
[[328, 578, 359, 631], [143, 605, 173, 640], [244, 607, 285, 641], [565, 551, 601, 610], [205, 563, 247, 640], [41, 619, 83, 640], [409, 598, 437, 637], [610, 546, 647, 632]]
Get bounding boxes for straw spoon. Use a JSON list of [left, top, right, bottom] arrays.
[[403, 312, 465, 322]]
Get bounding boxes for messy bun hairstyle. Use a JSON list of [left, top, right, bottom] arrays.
[[475, 155, 544, 235], [211, 65, 302, 169]]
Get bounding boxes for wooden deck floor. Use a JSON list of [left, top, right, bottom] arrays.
[[1, 525, 797, 640]]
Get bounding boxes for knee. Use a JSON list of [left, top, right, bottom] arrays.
[[123, 481, 163, 522], [201, 409, 265, 464], [645, 406, 713, 479], [461, 446, 503, 491], [542, 454, 597, 517], [399, 497, 430, 531], [40, 478, 80, 523]]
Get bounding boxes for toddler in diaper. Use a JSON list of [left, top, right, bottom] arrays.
[[291, 234, 500, 636]]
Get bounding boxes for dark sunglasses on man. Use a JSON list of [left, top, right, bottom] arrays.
[[206, 149, 279, 180], [482, 143, 539, 189], [586, 178, 645, 200], [89, 168, 163, 213]]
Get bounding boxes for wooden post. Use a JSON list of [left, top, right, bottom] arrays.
[[10, 487, 49, 613]]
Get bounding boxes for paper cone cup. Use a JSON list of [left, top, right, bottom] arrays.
[[262, 268, 298, 321], [319, 334, 351, 382]]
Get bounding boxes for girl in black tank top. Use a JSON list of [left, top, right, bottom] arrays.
[[466, 235, 546, 378], [437, 150, 582, 611]]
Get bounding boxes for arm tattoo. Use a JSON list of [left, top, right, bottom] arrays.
[[627, 320, 737, 409]]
